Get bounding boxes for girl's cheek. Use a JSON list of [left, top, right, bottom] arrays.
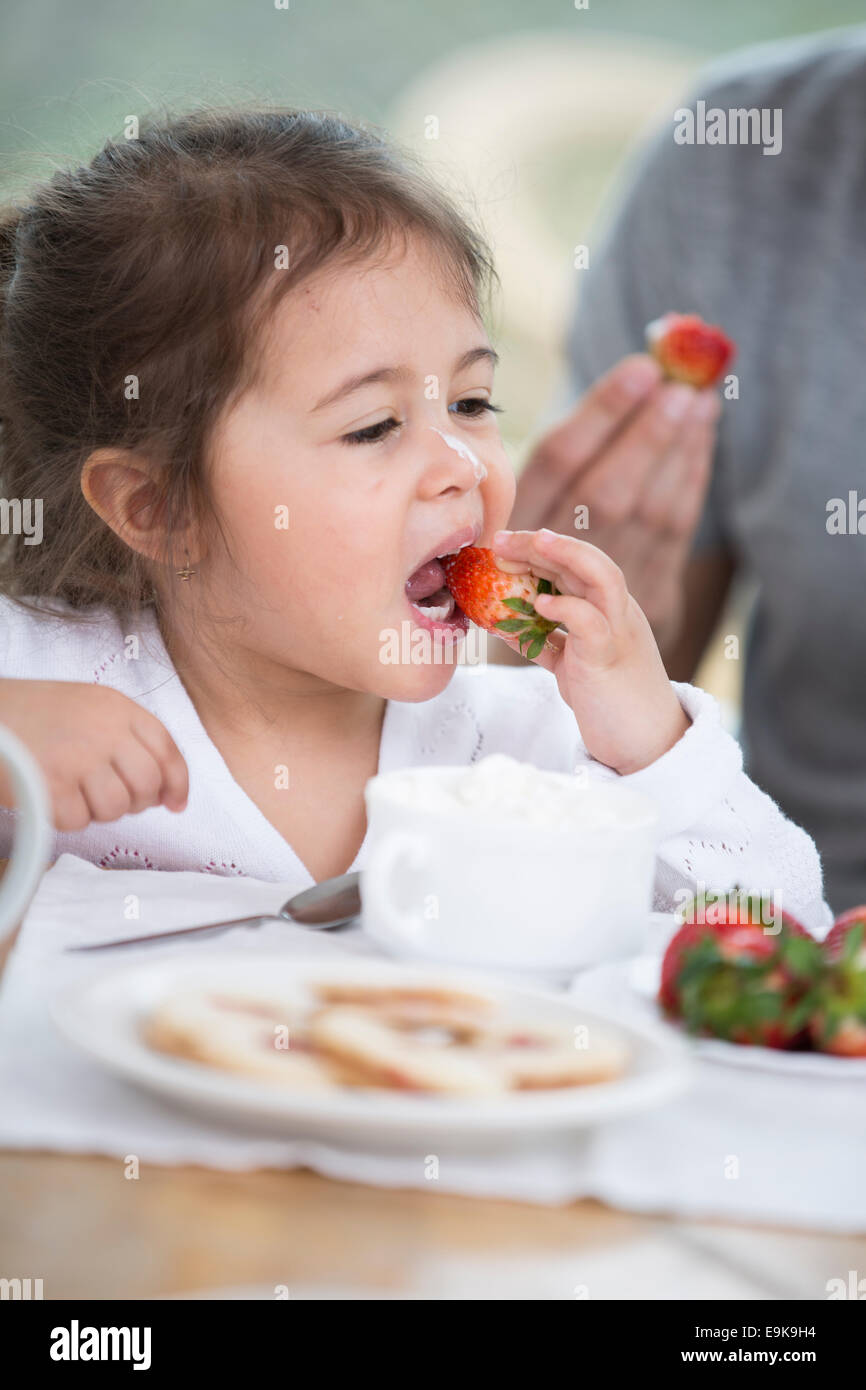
[[484, 453, 516, 516]]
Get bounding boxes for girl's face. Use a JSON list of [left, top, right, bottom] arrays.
[[205, 236, 515, 700]]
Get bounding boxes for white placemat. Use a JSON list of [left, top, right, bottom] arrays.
[[0, 853, 863, 1230]]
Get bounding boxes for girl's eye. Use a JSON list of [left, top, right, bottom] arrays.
[[341, 417, 401, 446], [340, 399, 503, 446], [450, 397, 504, 420]]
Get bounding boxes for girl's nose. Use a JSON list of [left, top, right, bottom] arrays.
[[418, 425, 488, 497]]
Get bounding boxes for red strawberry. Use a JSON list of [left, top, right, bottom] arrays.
[[823, 907, 866, 962], [659, 893, 820, 1049], [810, 915, 866, 1056], [659, 899, 789, 1013], [645, 312, 736, 388], [441, 546, 559, 660]]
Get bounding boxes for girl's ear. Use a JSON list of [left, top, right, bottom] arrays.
[[80, 448, 201, 568]]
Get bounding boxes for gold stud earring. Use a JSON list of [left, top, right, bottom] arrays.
[[176, 546, 196, 581]]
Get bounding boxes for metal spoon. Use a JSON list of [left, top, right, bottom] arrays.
[[67, 871, 362, 952]]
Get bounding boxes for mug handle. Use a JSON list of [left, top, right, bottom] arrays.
[[361, 830, 430, 952], [0, 722, 53, 942]]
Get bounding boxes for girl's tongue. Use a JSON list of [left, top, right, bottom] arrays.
[[406, 558, 448, 604]]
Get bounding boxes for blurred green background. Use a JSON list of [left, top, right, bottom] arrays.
[[2, 3, 863, 704], [3, 2, 861, 425], [3, 1, 863, 448], [4, 2, 866, 152]]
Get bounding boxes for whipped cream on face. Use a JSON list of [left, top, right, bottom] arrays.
[[427, 426, 487, 483], [385, 754, 626, 830]]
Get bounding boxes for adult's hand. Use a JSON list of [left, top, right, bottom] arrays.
[[510, 354, 721, 653]]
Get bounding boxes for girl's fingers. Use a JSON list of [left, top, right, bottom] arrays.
[[495, 528, 628, 623], [533, 592, 611, 644], [80, 765, 135, 823], [52, 787, 94, 834], [495, 627, 564, 673], [494, 556, 536, 576], [496, 590, 610, 667], [131, 716, 189, 809], [494, 554, 562, 587], [110, 743, 165, 815]]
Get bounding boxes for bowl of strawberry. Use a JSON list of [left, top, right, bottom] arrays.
[[659, 895, 866, 1062]]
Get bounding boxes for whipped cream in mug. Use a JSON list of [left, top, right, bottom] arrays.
[[381, 754, 627, 831], [363, 756, 660, 969]]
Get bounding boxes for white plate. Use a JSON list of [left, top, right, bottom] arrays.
[[50, 953, 691, 1149], [628, 955, 866, 1080]]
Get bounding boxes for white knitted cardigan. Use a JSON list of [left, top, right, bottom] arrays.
[[0, 597, 830, 933]]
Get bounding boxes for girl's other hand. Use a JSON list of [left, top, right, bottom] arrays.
[[0, 680, 189, 830], [492, 528, 689, 774]]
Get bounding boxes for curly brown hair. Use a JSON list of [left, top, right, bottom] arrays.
[[0, 107, 497, 633]]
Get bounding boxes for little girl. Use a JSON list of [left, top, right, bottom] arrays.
[[0, 108, 828, 929]]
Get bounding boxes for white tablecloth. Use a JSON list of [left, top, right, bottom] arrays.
[[0, 853, 862, 1230]]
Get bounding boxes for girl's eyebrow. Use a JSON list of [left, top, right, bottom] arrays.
[[311, 346, 499, 413]]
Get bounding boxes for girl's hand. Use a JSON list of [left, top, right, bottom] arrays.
[[0, 680, 189, 831], [492, 528, 689, 774]]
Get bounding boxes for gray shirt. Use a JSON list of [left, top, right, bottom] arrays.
[[556, 28, 866, 912]]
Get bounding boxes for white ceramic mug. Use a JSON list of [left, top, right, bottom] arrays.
[[0, 722, 53, 944], [361, 765, 659, 972]]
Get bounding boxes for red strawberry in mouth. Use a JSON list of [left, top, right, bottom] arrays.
[[645, 312, 736, 388], [404, 526, 481, 634], [405, 557, 468, 632], [440, 546, 560, 660]]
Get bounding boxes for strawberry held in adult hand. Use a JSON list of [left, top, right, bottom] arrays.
[[645, 312, 736, 388], [440, 546, 559, 660]]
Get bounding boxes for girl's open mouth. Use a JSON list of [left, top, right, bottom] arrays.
[[405, 557, 469, 634]]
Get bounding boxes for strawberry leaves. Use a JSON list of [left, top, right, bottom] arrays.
[[660, 906, 866, 1054], [494, 579, 558, 660], [809, 918, 866, 1054], [441, 547, 560, 658], [660, 915, 824, 1049]]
